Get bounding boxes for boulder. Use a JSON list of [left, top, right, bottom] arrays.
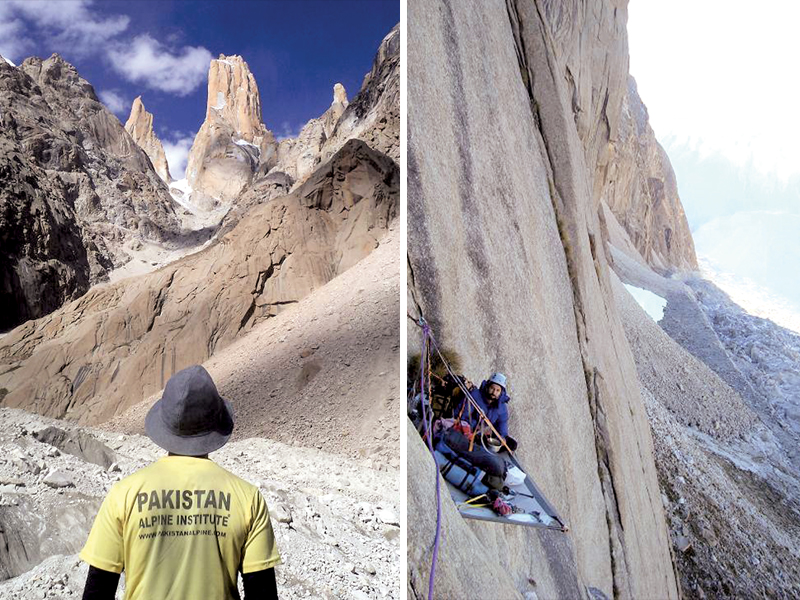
[[42, 470, 74, 489]]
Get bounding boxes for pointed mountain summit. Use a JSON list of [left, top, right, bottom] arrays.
[[204, 54, 264, 142], [323, 83, 348, 137], [185, 54, 277, 202], [272, 83, 351, 184], [125, 96, 171, 183]]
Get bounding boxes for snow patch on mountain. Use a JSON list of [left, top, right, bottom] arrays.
[[625, 284, 667, 322], [211, 91, 227, 110], [233, 138, 259, 151]]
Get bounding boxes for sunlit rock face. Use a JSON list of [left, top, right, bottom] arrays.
[[407, 1, 679, 599], [601, 78, 697, 272], [185, 54, 278, 203], [125, 96, 171, 183]]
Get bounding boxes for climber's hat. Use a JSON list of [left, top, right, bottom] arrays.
[[488, 372, 507, 390], [145, 365, 234, 456]]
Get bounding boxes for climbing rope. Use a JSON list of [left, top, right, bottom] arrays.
[[409, 314, 516, 456], [418, 319, 442, 600]]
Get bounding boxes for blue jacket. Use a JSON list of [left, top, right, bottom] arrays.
[[456, 380, 510, 438]]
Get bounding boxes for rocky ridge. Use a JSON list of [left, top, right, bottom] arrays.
[[601, 78, 697, 272], [270, 24, 399, 195], [0, 54, 186, 331], [124, 96, 171, 183], [274, 83, 350, 185], [320, 25, 399, 164]]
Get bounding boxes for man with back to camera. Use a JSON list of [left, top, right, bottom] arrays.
[[80, 365, 281, 599]]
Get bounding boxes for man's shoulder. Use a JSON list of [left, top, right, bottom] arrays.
[[206, 460, 260, 492], [111, 458, 258, 491], [111, 460, 159, 488]]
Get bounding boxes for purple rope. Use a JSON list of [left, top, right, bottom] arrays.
[[419, 322, 442, 600]]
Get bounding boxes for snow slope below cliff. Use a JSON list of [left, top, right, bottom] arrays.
[[624, 284, 667, 322]]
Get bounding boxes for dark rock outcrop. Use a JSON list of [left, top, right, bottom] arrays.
[[0, 138, 101, 331], [0, 54, 182, 330]]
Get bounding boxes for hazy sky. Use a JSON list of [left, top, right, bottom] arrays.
[[0, 0, 398, 178], [628, 1, 800, 328]]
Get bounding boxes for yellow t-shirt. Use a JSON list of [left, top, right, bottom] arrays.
[[80, 455, 281, 599]]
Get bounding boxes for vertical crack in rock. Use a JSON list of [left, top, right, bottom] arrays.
[[239, 261, 276, 333], [406, 112, 442, 336], [440, 0, 503, 366], [146, 270, 176, 334], [406, 255, 424, 322], [504, 0, 634, 596]]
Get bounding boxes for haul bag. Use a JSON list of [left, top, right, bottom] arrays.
[[433, 450, 489, 497]]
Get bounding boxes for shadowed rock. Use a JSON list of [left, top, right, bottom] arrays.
[[33, 426, 116, 469], [0, 54, 183, 330]]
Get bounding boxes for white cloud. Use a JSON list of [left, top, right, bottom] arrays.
[[0, 15, 32, 62], [0, 1, 212, 99], [98, 89, 130, 117], [108, 35, 212, 97], [163, 132, 195, 180], [629, 1, 800, 182], [276, 120, 304, 141], [0, 0, 129, 59]]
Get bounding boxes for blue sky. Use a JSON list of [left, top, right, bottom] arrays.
[[0, 0, 398, 176], [628, 0, 800, 331]]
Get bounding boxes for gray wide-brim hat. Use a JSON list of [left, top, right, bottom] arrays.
[[145, 365, 234, 456]]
